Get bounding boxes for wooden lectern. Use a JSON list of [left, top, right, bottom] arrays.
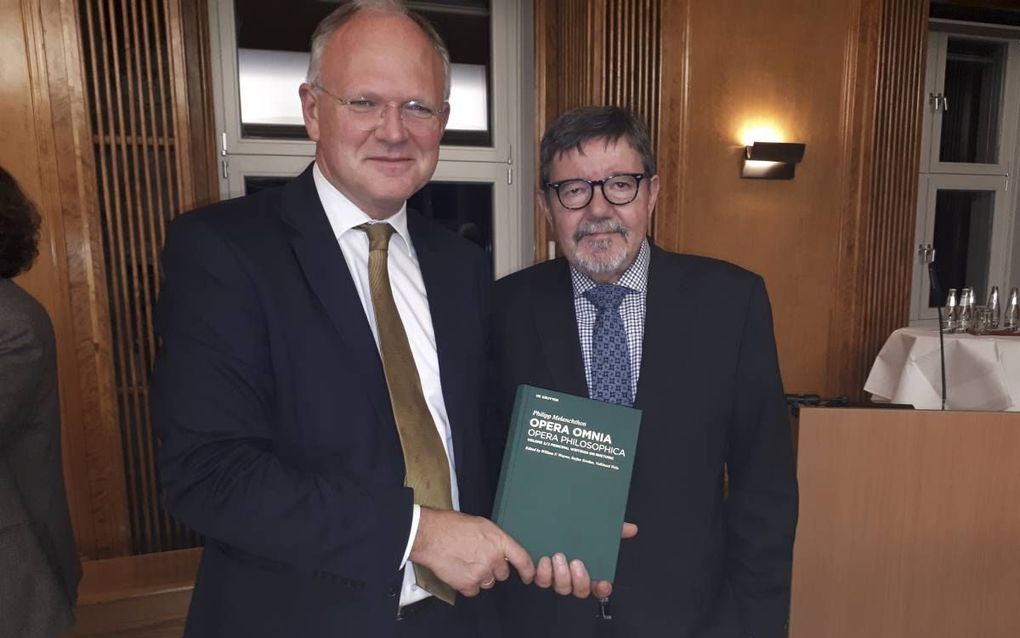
[[789, 408, 1020, 638]]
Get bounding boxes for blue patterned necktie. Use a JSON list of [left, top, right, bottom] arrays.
[[584, 284, 633, 406]]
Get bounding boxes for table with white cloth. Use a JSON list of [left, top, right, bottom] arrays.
[[864, 327, 1020, 411]]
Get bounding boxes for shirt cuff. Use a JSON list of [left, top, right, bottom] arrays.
[[399, 504, 421, 570]]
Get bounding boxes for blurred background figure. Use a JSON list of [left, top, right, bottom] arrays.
[[0, 166, 80, 637]]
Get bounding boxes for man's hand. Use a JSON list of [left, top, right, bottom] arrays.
[[533, 522, 638, 599], [409, 508, 536, 597]]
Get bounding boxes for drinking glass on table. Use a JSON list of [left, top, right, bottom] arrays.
[[988, 286, 1001, 329], [1005, 288, 1020, 331], [943, 288, 958, 332], [958, 287, 974, 333], [972, 306, 991, 335]]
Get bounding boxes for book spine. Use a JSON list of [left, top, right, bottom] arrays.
[[491, 384, 531, 521]]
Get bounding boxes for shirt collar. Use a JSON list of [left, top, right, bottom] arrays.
[[570, 238, 651, 299], [312, 162, 414, 258]]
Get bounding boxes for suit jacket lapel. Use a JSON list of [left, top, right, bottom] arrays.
[[634, 246, 692, 408], [537, 260, 589, 398], [281, 167, 392, 426]]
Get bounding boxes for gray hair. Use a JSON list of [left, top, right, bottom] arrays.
[[540, 106, 657, 187], [306, 0, 452, 99]]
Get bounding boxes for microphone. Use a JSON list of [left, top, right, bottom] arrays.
[[928, 259, 947, 410]]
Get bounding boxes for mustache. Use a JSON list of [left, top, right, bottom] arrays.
[[573, 220, 629, 243]]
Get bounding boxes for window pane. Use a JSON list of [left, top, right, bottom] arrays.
[[409, 182, 494, 271], [928, 189, 995, 307], [234, 0, 492, 145], [939, 37, 1006, 164]]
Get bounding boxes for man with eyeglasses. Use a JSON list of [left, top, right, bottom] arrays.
[[489, 106, 798, 637], [151, 1, 535, 637]]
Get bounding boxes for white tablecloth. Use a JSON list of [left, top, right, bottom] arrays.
[[864, 327, 1020, 411]]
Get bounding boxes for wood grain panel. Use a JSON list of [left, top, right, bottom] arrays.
[[654, 0, 689, 252], [178, 0, 218, 209], [602, 0, 659, 153], [79, 0, 204, 554], [828, 0, 927, 400], [791, 408, 1020, 637], [70, 589, 190, 638], [71, 548, 200, 637], [664, 0, 863, 393], [76, 548, 202, 606]]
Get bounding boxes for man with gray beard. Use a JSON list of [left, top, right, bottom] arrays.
[[488, 106, 798, 637]]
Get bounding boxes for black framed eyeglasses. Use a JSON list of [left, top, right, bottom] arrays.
[[312, 83, 447, 133], [543, 173, 646, 210]]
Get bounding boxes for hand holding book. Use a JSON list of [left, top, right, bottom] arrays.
[[410, 508, 537, 598], [532, 522, 638, 598]]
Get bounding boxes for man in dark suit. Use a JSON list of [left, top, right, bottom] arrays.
[[491, 106, 798, 637], [0, 166, 80, 637], [150, 2, 533, 636]]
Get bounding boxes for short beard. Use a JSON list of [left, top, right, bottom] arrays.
[[571, 220, 630, 277]]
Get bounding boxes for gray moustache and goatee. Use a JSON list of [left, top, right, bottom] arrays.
[[573, 220, 629, 243]]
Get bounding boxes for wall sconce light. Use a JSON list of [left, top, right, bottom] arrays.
[[741, 142, 806, 179]]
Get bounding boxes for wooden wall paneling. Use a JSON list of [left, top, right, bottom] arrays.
[[82, 0, 153, 557], [564, 0, 603, 113], [654, 0, 689, 252], [590, 0, 607, 111], [533, 0, 553, 260], [166, 0, 192, 212], [664, 0, 863, 393], [79, 0, 204, 554], [121, 0, 158, 554], [178, 0, 218, 210], [603, 0, 660, 152], [2, 0, 131, 559], [822, 0, 880, 400], [827, 0, 927, 400], [70, 547, 201, 636], [44, 0, 131, 560], [136, 0, 168, 553]]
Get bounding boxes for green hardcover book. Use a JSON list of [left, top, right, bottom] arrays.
[[492, 384, 642, 581]]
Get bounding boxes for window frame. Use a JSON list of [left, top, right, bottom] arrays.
[[910, 20, 1020, 325], [911, 172, 1012, 322]]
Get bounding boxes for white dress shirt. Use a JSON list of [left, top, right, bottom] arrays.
[[313, 163, 459, 607]]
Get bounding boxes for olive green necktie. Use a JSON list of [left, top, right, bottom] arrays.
[[357, 222, 456, 605]]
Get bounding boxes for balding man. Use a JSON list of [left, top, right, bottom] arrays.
[[151, 2, 533, 636]]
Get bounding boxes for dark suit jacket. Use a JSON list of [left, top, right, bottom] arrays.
[[150, 167, 496, 637], [0, 279, 80, 638], [490, 246, 798, 638]]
